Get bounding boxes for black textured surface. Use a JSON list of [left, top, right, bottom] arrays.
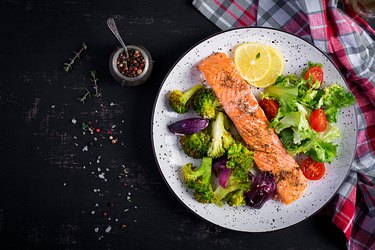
[[1, 0, 372, 249]]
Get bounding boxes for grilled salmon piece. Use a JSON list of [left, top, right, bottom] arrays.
[[198, 52, 307, 204]]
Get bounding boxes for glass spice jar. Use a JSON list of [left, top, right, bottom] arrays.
[[109, 44, 153, 86]]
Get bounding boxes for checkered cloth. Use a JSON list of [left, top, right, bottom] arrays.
[[193, 0, 375, 249]]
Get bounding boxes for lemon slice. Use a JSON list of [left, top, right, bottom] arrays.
[[249, 46, 284, 88], [234, 43, 271, 82]]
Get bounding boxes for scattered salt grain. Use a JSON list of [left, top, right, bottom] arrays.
[[98, 173, 105, 180], [94, 227, 99, 233], [124, 209, 130, 212], [105, 226, 112, 233], [82, 146, 88, 152], [97, 168, 101, 172], [63, 183, 67, 186], [112, 125, 116, 129], [51, 105, 55, 109], [110, 102, 115, 106], [91, 211, 95, 215], [71, 119, 77, 124], [127, 196, 132, 202]]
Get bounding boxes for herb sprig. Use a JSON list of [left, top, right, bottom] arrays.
[[63, 42, 88, 72], [77, 70, 102, 103], [77, 88, 91, 104], [90, 70, 101, 97]]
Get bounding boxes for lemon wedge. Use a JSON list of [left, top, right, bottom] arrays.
[[234, 43, 271, 82], [234, 43, 284, 88], [249, 46, 284, 87]]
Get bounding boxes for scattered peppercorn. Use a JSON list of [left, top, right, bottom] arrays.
[[116, 49, 145, 78]]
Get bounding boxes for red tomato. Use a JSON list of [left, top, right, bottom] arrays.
[[305, 66, 323, 87], [301, 157, 325, 180], [259, 99, 279, 120], [310, 109, 327, 132]]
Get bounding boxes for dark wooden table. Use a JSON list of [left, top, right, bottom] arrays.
[[1, 0, 373, 249]]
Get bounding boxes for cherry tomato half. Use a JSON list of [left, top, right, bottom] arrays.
[[310, 109, 327, 132], [259, 98, 279, 121], [305, 66, 324, 87], [301, 157, 325, 180]]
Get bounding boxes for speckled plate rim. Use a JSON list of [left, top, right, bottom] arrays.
[[150, 26, 358, 232]]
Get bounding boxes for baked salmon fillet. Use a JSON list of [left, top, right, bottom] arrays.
[[197, 52, 307, 204]]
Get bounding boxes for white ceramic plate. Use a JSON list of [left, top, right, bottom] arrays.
[[151, 27, 357, 232]]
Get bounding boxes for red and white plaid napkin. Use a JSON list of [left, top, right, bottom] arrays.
[[193, 0, 375, 249]]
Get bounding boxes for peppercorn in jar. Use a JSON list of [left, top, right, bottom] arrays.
[[109, 44, 153, 86]]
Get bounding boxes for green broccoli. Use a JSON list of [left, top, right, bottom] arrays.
[[227, 189, 247, 207], [179, 131, 210, 159], [193, 88, 222, 119], [226, 142, 254, 171], [213, 143, 253, 207], [207, 112, 235, 159], [182, 157, 214, 203], [213, 171, 251, 207], [169, 84, 204, 114]]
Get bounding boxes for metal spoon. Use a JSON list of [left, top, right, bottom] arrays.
[[107, 17, 129, 58]]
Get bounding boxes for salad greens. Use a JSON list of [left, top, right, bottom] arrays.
[[262, 66, 355, 163]]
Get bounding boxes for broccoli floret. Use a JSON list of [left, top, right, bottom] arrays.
[[213, 173, 251, 207], [226, 142, 254, 172], [213, 179, 243, 207], [207, 112, 235, 158], [213, 143, 253, 207], [227, 189, 246, 207], [182, 157, 214, 203], [169, 84, 204, 114], [179, 132, 210, 159], [193, 88, 222, 119]]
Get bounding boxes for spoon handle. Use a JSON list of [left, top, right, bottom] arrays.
[[107, 17, 129, 58]]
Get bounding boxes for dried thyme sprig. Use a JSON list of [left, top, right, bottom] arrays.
[[77, 88, 91, 103], [90, 70, 102, 97], [63, 42, 88, 72]]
